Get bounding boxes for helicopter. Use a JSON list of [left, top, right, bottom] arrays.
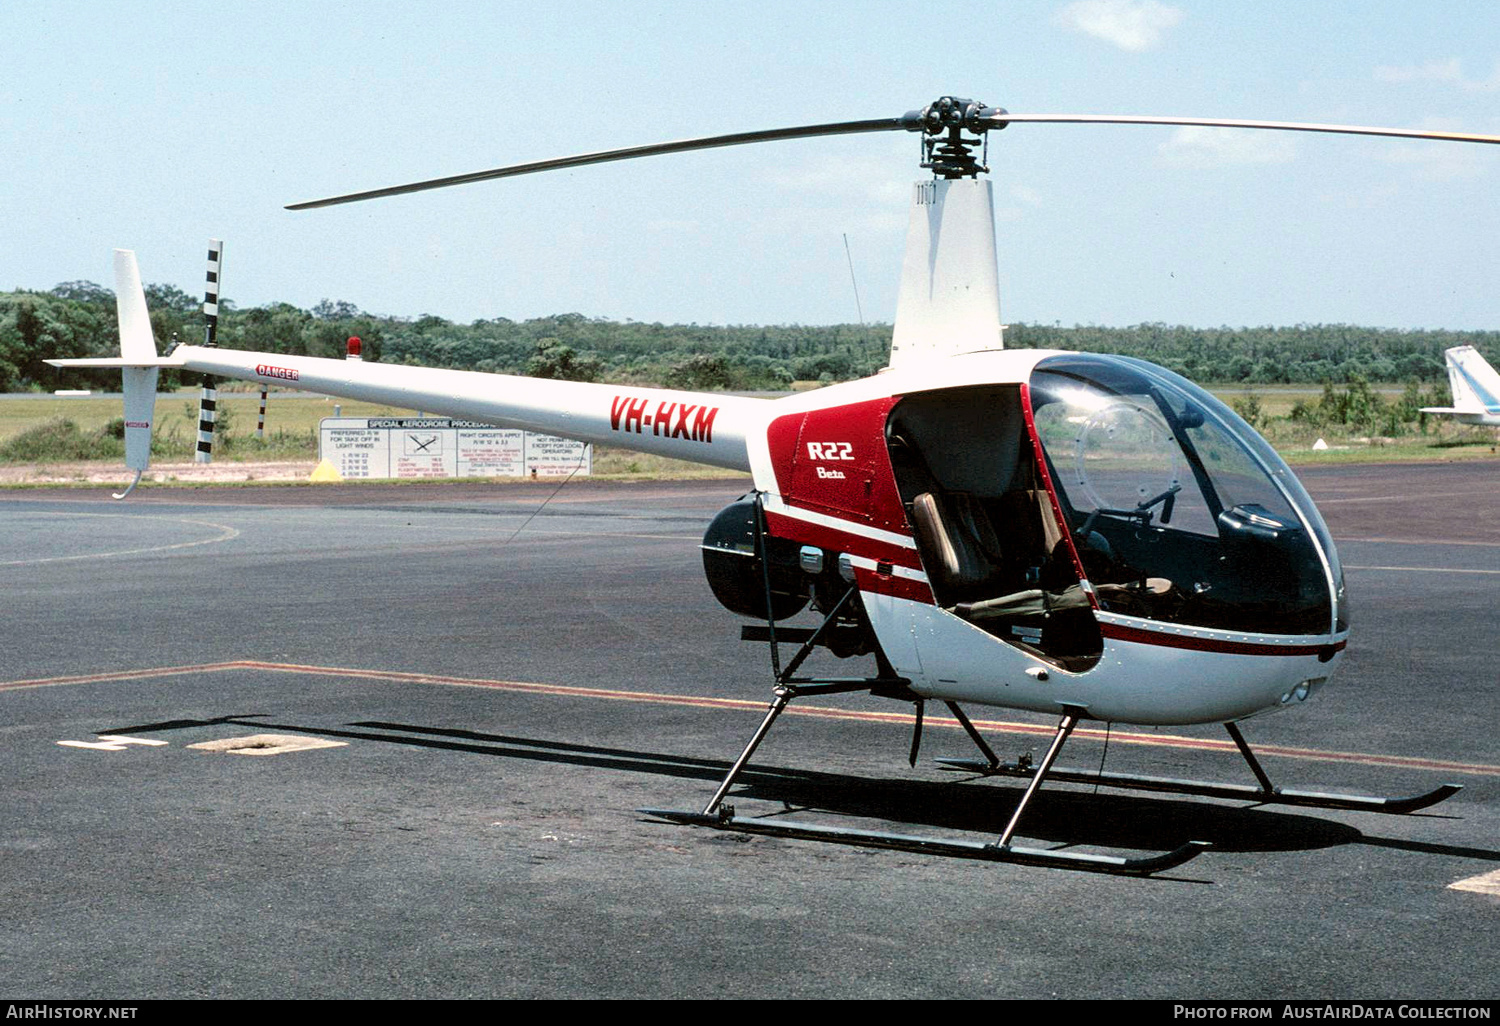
[[49, 97, 1500, 875]]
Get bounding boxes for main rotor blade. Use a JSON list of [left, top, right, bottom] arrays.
[[286, 117, 909, 210], [288, 107, 1500, 211], [985, 113, 1500, 145]]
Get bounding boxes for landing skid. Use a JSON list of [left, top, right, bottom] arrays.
[[935, 759, 1462, 814], [937, 721, 1462, 816], [641, 808, 1210, 876], [641, 678, 1212, 877]]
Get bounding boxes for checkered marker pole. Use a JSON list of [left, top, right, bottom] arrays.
[[196, 239, 223, 463]]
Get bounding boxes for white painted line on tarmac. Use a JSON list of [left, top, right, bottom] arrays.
[[1448, 868, 1500, 896], [1318, 491, 1491, 505], [1345, 564, 1500, 575], [1, 513, 240, 566], [1339, 537, 1500, 548]]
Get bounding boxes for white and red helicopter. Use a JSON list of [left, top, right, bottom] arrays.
[[52, 98, 1500, 874]]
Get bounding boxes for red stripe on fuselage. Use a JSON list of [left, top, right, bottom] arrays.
[[1100, 622, 1346, 658], [762, 509, 924, 571], [854, 567, 935, 603]]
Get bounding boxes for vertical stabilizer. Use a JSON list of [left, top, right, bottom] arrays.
[[120, 366, 160, 474], [114, 250, 158, 364], [887, 178, 1003, 369], [1444, 346, 1500, 415], [114, 251, 160, 490]]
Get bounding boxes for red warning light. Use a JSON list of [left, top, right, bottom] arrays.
[[346, 336, 363, 361]]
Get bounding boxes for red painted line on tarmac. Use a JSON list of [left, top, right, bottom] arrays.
[[8, 659, 1497, 778]]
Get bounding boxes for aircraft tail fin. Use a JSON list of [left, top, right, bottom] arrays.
[[1441, 346, 1500, 416], [888, 179, 1003, 369], [112, 251, 160, 487], [45, 251, 182, 497], [114, 249, 157, 363]]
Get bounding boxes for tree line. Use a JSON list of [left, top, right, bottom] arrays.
[[4, 281, 1496, 394]]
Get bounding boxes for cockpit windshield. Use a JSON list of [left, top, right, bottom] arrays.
[[1029, 355, 1344, 637]]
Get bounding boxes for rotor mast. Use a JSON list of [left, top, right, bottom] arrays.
[[888, 97, 1007, 370]]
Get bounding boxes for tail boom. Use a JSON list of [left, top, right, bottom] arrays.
[[169, 345, 762, 472]]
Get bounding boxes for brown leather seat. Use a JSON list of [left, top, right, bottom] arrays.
[[909, 491, 1001, 598]]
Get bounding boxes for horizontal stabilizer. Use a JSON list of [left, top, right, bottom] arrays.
[[46, 357, 184, 369]]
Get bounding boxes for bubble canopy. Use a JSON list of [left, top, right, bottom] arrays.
[[1027, 354, 1347, 638]]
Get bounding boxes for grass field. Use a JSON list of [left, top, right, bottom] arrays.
[[1, 384, 1496, 470], [0, 390, 407, 445]]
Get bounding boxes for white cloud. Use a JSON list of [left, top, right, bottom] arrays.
[[1380, 146, 1484, 181], [1056, 0, 1184, 52], [762, 152, 911, 208], [1319, 183, 1401, 211], [1374, 58, 1500, 93], [1374, 58, 1464, 85], [644, 219, 701, 233], [1378, 121, 1489, 181], [1010, 183, 1044, 207], [1157, 126, 1297, 169]]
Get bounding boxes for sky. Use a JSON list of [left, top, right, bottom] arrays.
[[3, 0, 1499, 331]]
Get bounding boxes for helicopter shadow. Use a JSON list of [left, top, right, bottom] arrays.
[[726, 773, 1357, 856], [101, 712, 1496, 865]]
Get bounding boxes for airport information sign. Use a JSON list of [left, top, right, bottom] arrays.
[[318, 417, 591, 479]]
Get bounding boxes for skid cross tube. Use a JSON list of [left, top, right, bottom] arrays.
[[946, 700, 1001, 770], [700, 687, 793, 818], [1225, 721, 1276, 793], [996, 709, 1079, 849]]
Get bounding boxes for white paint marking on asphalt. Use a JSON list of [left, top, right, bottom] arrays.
[[57, 735, 170, 751], [1448, 868, 1500, 897], [1345, 565, 1500, 575], [1, 513, 240, 566]]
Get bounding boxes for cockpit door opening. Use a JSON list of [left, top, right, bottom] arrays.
[[886, 386, 1103, 671]]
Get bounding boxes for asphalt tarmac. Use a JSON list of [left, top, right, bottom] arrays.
[[1, 464, 1496, 1000]]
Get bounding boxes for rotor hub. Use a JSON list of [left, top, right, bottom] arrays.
[[900, 96, 1006, 179]]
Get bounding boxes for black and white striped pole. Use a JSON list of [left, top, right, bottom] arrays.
[[195, 239, 222, 464]]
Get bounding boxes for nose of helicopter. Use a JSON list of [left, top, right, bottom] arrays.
[[1014, 352, 1349, 722], [1026, 353, 1348, 643]]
